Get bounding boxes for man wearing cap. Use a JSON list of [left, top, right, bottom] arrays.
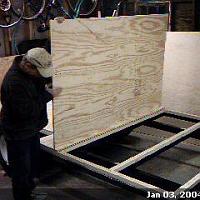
[[0, 48, 61, 200]]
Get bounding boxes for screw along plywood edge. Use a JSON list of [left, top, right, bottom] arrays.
[[51, 15, 168, 152], [162, 32, 200, 116], [0, 56, 15, 109]]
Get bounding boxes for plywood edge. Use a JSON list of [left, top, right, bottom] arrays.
[[58, 107, 165, 153], [40, 134, 54, 149]]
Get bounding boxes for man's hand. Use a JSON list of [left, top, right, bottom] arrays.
[[46, 87, 62, 98]]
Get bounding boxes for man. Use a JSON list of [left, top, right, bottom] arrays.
[[0, 48, 61, 200]]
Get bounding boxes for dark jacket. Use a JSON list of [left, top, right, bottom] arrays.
[[0, 56, 53, 140]]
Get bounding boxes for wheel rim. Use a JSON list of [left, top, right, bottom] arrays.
[[0, 0, 11, 12], [12, 0, 46, 21], [0, 3, 24, 28]]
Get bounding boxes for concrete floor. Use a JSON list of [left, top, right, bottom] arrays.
[[0, 156, 145, 200]]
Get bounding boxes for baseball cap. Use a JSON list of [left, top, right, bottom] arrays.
[[24, 48, 53, 78]]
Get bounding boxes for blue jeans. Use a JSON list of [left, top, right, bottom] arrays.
[[6, 134, 40, 200]]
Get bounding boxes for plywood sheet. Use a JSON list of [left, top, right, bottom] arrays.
[[40, 135, 54, 148], [0, 56, 15, 92], [45, 101, 53, 132], [0, 56, 15, 109], [51, 15, 168, 152], [162, 32, 200, 116]]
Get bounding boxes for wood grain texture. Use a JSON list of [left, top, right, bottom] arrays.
[[162, 32, 200, 116], [40, 135, 54, 148], [51, 15, 168, 152], [0, 56, 15, 92], [0, 56, 15, 109]]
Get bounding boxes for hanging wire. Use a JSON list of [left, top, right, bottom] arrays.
[[12, 20, 24, 54], [75, 0, 85, 18], [67, 0, 98, 16], [75, 0, 81, 13], [57, 0, 73, 18]]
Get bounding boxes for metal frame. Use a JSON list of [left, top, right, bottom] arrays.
[[110, 122, 200, 172], [41, 109, 200, 199], [124, 127, 200, 153]]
